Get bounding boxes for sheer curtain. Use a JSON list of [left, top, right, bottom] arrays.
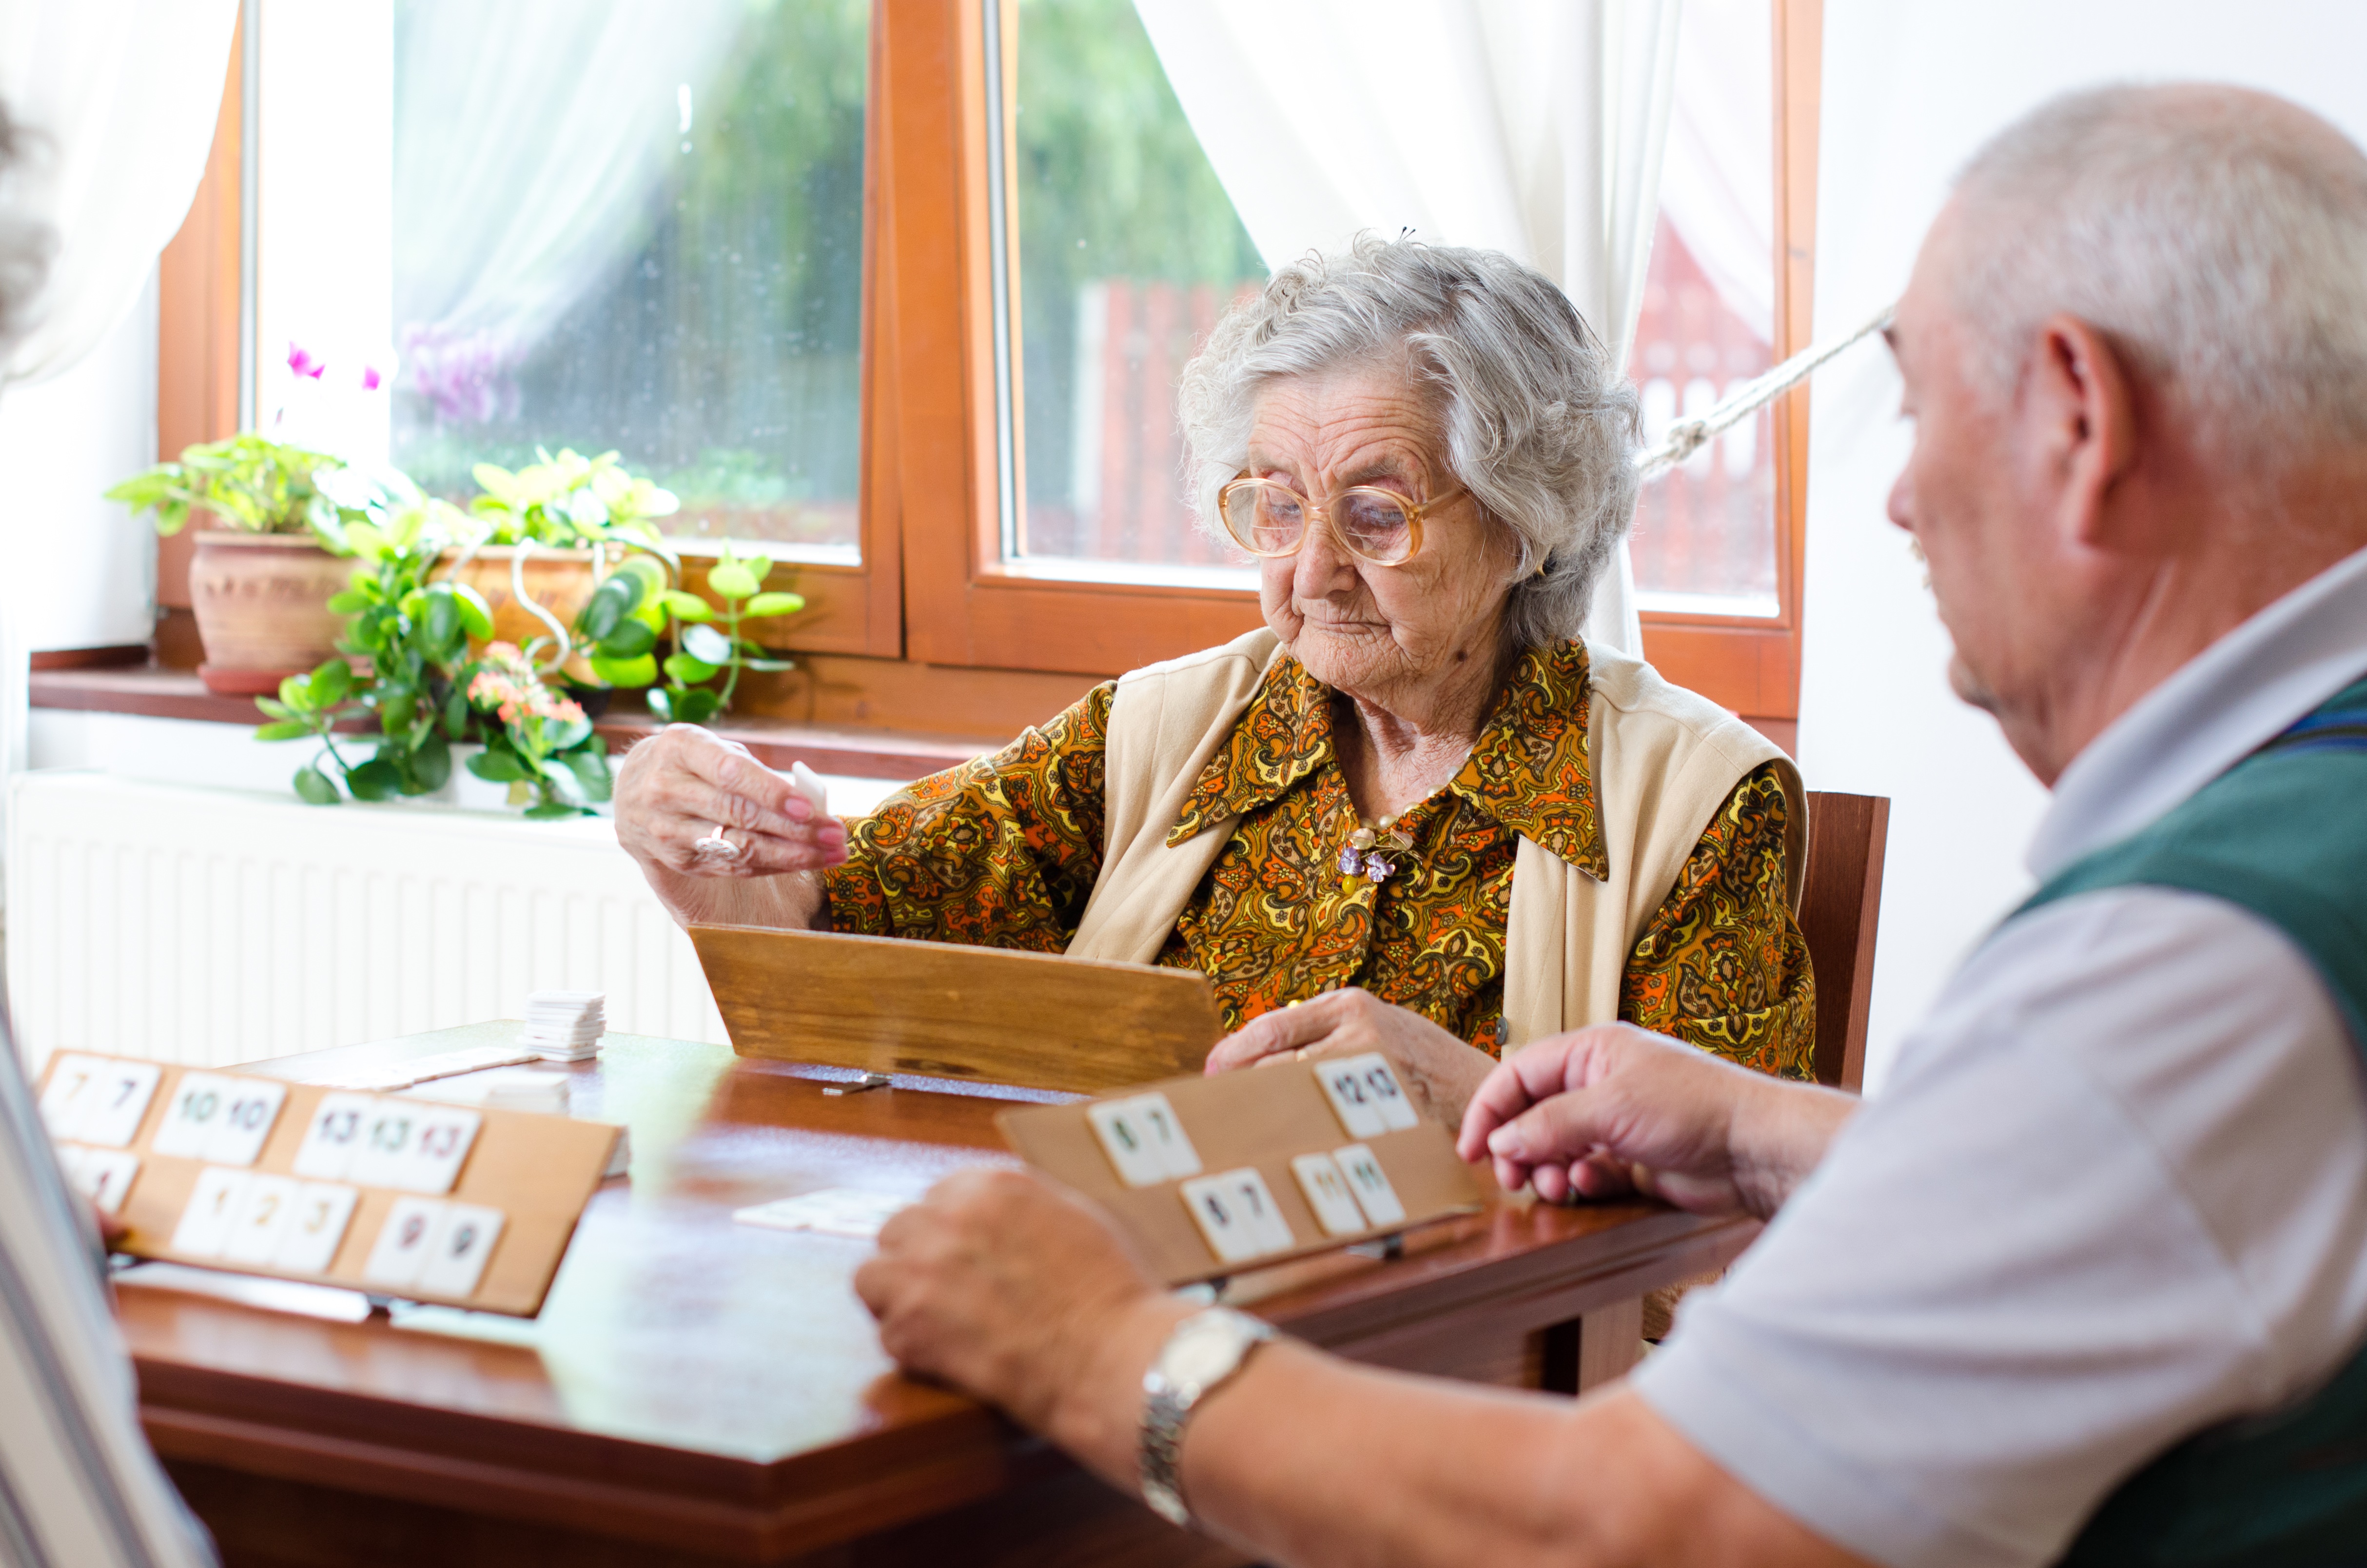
[[0, 0, 238, 879], [1132, 0, 1682, 656], [391, 0, 742, 417], [1658, 0, 1774, 340]]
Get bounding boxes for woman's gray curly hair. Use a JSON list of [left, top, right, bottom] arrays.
[[1176, 234, 1640, 651]]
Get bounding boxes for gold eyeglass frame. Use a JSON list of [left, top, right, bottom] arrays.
[[1214, 475, 1467, 568]]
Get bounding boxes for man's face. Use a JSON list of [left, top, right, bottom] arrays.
[[1885, 203, 2068, 760]]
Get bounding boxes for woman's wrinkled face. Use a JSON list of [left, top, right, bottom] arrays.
[[1245, 364, 1520, 711]]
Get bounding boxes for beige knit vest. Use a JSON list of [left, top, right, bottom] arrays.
[[1065, 627, 1804, 1051]]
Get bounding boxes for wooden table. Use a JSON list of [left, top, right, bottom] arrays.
[[118, 1027, 1759, 1567]]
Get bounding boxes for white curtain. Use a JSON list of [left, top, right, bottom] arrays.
[[392, 0, 742, 413], [1133, 0, 1682, 656], [0, 0, 239, 882], [1658, 0, 1773, 341]]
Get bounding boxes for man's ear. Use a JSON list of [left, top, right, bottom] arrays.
[[2024, 311, 2139, 546]]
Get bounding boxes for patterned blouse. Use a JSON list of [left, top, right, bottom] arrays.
[[823, 640, 1816, 1078]]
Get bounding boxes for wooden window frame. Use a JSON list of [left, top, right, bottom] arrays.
[[155, 0, 1820, 738], [1636, 0, 1821, 743]]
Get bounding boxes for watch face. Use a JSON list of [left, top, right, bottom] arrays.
[[1164, 1313, 1253, 1393]]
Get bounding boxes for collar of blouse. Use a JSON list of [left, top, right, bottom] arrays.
[[1164, 638, 1610, 879]]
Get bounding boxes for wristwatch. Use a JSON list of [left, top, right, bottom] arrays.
[[1138, 1307, 1276, 1528]]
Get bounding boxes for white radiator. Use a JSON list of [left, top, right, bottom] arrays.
[[6, 771, 730, 1072]]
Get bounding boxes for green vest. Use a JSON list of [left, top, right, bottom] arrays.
[[2021, 675, 2367, 1567]]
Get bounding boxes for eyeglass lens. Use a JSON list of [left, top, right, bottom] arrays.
[[1221, 482, 1415, 564]]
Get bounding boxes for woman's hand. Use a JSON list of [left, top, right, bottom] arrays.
[[1203, 988, 1497, 1130], [1456, 1023, 1856, 1217], [615, 725, 848, 878]]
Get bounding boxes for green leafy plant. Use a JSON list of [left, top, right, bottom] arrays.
[[254, 470, 611, 817], [567, 542, 803, 726], [463, 643, 614, 819], [469, 447, 682, 549], [104, 432, 350, 545]]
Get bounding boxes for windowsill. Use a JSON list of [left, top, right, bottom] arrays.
[[28, 667, 994, 782]]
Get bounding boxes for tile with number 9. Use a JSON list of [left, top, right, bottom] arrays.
[[418, 1204, 505, 1299], [362, 1197, 446, 1290]]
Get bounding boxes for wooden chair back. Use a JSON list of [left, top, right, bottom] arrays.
[[1797, 791, 1891, 1091]]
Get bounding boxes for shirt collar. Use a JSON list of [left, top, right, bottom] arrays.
[[2029, 541, 2367, 879], [1168, 640, 1608, 879]]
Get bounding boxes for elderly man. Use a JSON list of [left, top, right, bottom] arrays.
[[854, 82, 2367, 1568]]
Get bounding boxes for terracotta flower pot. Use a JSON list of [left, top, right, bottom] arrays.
[[188, 531, 356, 696], [432, 545, 614, 684]]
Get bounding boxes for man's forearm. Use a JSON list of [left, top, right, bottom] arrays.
[[1043, 1298, 1853, 1568]]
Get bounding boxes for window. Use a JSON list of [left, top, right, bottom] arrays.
[[389, 1, 872, 563], [166, 0, 1820, 734], [1007, 0, 1262, 585]]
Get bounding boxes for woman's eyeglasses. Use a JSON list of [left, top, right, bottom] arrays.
[[1215, 476, 1464, 568]]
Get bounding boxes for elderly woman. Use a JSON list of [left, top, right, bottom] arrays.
[[615, 237, 1813, 1126]]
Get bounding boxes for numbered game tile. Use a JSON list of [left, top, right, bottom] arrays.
[[1291, 1152, 1369, 1237], [292, 1094, 374, 1181], [170, 1168, 253, 1259], [417, 1204, 505, 1299], [223, 1175, 302, 1267], [1332, 1144, 1407, 1228], [78, 1149, 142, 1216], [77, 1060, 164, 1149], [1086, 1099, 1171, 1189], [1339, 1053, 1421, 1133], [1314, 1058, 1390, 1140], [345, 1103, 422, 1190], [1130, 1093, 1203, 1179], [203, 1078, 288, 1168], [152, 1074, 238, 1160], [362, 1197, 447, 1290], [1179, 1169, 1281, 1266], [37, 1055, 105, 1141], [1228, 1168, 1296, 1254], [272, 1184, 359, 1276]]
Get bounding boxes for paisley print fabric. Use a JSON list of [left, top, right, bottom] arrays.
[[823, 640, 1816, 1078]]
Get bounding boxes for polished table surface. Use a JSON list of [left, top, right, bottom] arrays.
[[117, 1027, 1759, 1568]]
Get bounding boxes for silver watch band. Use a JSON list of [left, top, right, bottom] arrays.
[[1138, 1307, 1275, 1528]]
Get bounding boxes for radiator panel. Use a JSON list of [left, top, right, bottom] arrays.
[[6, 772, 727, 1071]]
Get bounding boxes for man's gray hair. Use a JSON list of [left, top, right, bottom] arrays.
[[1176, 235, 1639, 651], [1952, 83, 2367, 470]]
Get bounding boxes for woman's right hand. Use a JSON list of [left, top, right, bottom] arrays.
[[614, 725, 849, 880]]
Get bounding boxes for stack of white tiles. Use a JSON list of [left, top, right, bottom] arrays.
[[5, 770, 728, 1072]]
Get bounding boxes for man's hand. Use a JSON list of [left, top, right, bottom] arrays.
[[1203, 989, 1496, 1129], [1457, 1024, 1856, 1219], [855, 1169, 1191, 1477], [615, 725, 848, 878]]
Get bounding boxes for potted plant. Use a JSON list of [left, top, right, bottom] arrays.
[[440, 448, 682, 681], [259, 476, 613, 819], [105, 432, 357, 694]]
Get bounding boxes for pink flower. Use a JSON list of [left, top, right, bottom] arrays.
[[361, 364, 382, 391], [287, 342, 325, 380]]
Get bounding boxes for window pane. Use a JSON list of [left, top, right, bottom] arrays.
[[391, 0, 868, 560], [1010, 0, 1265, 581], [1628, 0, 1779, 618]]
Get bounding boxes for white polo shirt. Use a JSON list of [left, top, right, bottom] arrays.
[[1631, 544, 2367, 1568]]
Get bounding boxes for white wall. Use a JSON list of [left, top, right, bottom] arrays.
[[1799, 0, 2367, 1088], [0, 267, 159, 651]]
